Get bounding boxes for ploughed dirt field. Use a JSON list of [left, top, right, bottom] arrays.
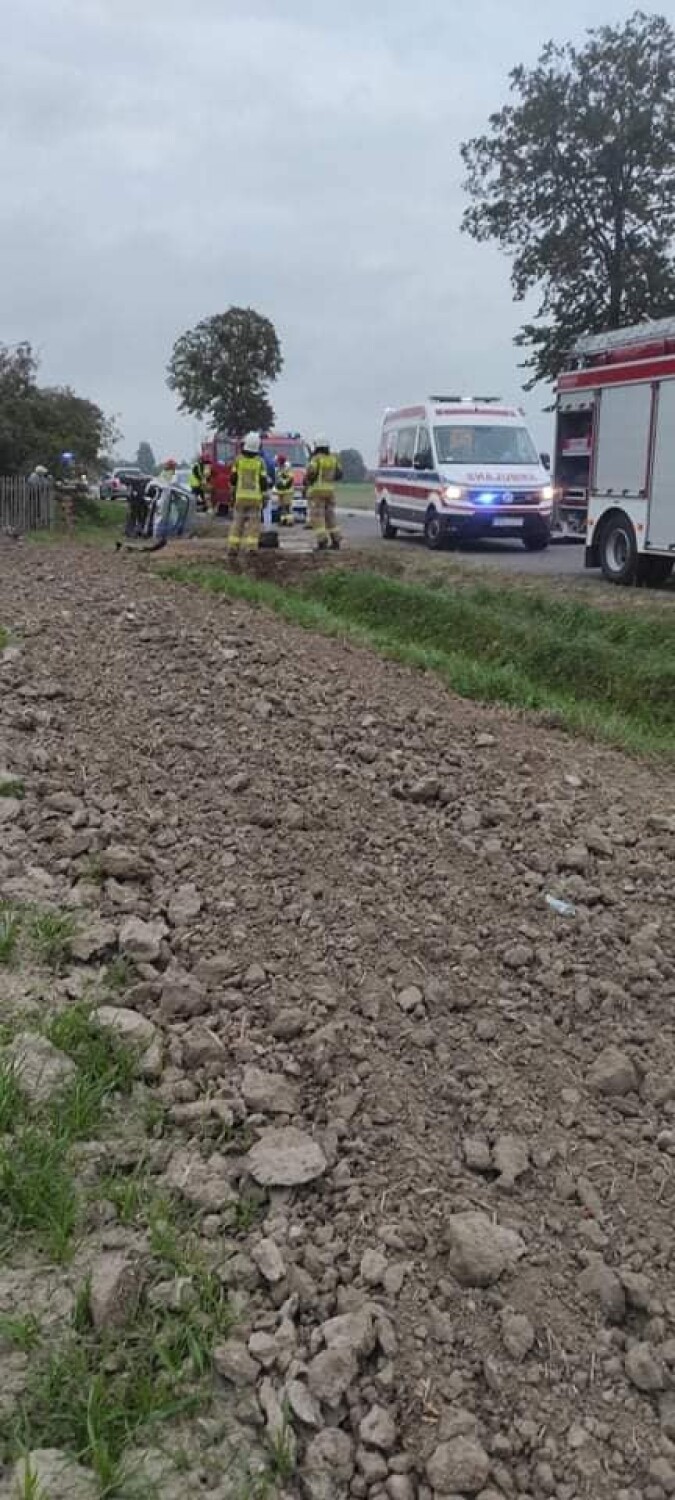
[[1, 540, 675, 1500]]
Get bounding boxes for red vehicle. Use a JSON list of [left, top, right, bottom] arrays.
[[200, 434, 237, 516], [201, 432, 309, 516]]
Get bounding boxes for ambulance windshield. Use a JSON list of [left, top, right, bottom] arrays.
[[434, 425, 539, 466]]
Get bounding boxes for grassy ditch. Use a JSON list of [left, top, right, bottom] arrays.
[[27, 498, 123, 547], [160, 560, 675, 758]]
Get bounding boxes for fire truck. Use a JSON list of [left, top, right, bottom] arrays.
[[200, 434, 237, 516], [553, 316, 675, 584], [200, 432, 309, 517]]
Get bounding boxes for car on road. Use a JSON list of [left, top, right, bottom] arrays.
[[100, 466, 146, 502], [375, 397, 553, 551]]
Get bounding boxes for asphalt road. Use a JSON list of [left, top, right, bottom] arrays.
[[339, 506, 590, 578]]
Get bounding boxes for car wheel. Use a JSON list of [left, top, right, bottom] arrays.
[[599, 512, 638, 585], [424, 508, 445, 550], [523, 524, 550, 552], [379, 502, 397, 540]]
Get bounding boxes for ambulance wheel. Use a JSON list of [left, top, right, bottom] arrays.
[[599, 512, 638, 585], [424, 508, 445, 551], [379, 502, 397, 540], [522, 523, 550, 552]]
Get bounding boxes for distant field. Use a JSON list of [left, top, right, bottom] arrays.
[[339, 483, 374, 511]]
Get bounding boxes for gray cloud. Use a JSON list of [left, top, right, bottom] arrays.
[[1, 0, 640, 462]]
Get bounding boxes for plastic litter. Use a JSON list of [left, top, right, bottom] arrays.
[[545, 894, 577, 918]]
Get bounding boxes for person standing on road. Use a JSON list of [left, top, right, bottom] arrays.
[[189, 458, 211, 510], [275, 455, 295, 526], [158, 458, 178, 485], [305, 437, 342, 551], [228, 433, 268, 557]]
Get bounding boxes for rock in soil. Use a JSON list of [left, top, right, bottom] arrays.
[[6, 1033, 76, 1105]]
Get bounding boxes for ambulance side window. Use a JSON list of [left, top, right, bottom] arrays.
[[395, 427, 416, 468], [415, 427, 433, 469], [381, 430, 397, 467]]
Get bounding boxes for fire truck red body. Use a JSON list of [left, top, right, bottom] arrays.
[[200, 434, 237, 516], [554, 316, 675, 584], [200, 432, 309, 517]]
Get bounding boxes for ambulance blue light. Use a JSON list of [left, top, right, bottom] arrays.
[[477, 492, 496, 505]]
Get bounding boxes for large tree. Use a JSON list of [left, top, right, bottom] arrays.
[[339, 448, 367, 483], [0, 342, 117, 475], [461, 11, 675, 388], [167, 307, 283, 436], [136, 441, 156, 474]]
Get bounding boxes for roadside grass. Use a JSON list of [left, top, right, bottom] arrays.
[[0, 903, 79, 974], [29, 498, 123, 549], [0, 776, 25, 799], [160, 560, 675, 759], [0, 957, 280, 1495], [28, 908, 76, 973], [338, 482, 375, 512], [5, 1319, 205, 1495], [0, 904, 21, 966], [0, 1003, 140, 1261]]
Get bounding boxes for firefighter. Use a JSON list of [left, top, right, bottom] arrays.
[[228, 432, 268, 555], [275, 455, 295, 525], [189, 458, 210, 510], [306, 436, 342, 550], [158, 458, 178, 485]]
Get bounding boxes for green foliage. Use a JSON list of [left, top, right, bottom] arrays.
[[461, 11, 675, 386], [338, 448, 367, 483], [0, 342, 120, 476], [167, 306, 283, 436]]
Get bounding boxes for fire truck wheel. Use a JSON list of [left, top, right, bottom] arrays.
[[599, 512, 638, 585], [379, 502, 397, 540], [424, 508, 445, 551]]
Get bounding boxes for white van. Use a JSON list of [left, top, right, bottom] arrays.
[[375, 397, 553, 550]]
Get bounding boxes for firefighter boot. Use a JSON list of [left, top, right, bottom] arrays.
[[330, 532, 341, 551]]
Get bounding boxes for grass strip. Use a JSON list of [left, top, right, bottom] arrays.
[[160, 562, 675, 759]]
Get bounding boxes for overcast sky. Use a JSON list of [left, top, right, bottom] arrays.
[[1, 0, 644, 464]]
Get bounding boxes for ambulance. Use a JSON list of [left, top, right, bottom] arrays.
[[375, 397, 553, 550]]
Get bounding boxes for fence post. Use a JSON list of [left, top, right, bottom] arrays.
[[0, 477, 56, 534]]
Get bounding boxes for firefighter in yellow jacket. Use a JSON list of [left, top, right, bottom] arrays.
[[305, 437, 343, 550], [228, 433, 269, 554]]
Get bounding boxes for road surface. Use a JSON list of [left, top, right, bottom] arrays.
[[339, 505, 590, 577]]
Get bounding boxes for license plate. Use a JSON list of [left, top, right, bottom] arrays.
[[492, 516, 522, 528]]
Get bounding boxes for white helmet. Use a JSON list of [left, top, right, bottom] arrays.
[[244, 431, 261, 454], [314, 434, 329, 449]]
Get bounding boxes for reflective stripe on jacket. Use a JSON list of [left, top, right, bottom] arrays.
[[232, 455, 266, 501], [307, 452, 340, 495]]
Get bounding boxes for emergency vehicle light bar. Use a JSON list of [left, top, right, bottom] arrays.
[[429, 395, 503, 404], [573, 316, 675, 357]]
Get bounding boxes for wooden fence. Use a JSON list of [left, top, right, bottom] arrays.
[[0, 477, 55, 534]]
